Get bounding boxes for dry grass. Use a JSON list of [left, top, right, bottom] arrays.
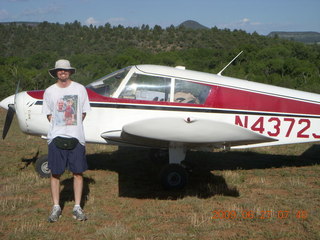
[[0, 108, 320, 240]]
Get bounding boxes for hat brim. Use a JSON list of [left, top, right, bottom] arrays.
[[49, 68, 76, 78]]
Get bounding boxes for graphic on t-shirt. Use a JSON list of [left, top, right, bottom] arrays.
[[54, 95, 78, 126]]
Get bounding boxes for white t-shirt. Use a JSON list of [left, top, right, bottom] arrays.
[[42, 81, 91, 145]]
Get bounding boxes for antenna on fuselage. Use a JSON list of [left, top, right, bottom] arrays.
[[217, 51, 243, 76]]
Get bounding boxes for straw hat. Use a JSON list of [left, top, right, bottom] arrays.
[[49, 59, 76, 78]]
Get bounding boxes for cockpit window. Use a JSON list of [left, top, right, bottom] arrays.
[[119, 73, 171, 101], [87, 66, 211, 104], [86, 67, 131, 97], [174, 79, 211, 104]]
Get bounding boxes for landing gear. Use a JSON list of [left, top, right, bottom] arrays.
[[158, 143, 189, 190], [160, 164, 188, 190], [35, 155, 51, 178], [149, 148, 168, 162]]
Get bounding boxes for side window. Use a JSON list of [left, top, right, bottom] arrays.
[[174, 79, 211, 104], [119, 73, 171, 101]]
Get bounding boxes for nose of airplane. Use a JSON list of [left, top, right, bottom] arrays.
[[0, 94, 15, 110]]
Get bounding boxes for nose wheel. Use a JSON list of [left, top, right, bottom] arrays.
[[35, 155, 51, 178]]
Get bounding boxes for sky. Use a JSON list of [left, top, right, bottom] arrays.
[[1, 0, 319, 35]]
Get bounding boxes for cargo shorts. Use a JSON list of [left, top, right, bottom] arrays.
[[48, 141, 88, 175]]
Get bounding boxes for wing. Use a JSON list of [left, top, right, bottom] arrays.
[[101, 117, 277, 148]]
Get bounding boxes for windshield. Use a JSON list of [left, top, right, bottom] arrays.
[[86, 67, 131, 97]]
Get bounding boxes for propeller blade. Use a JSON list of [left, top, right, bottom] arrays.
[[2, 80, 20, 139], [2, 104, 15, 139]]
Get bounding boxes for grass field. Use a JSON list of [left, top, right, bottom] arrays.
[[0, 108, 319, 240]]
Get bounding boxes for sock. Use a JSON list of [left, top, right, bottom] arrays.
[[74, 205, 81, 210], [53, 205, 60, 209]]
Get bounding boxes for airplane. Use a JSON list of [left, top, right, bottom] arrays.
[[1, 55, 320, 189]]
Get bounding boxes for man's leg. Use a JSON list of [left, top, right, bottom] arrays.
[[48, 174, 62, 222], [73, 173, 83, 206], [48, 142, 65, 207], [72, 173, 87, 221], [69, 143, 88, 221], [51, 174, 61, 205]]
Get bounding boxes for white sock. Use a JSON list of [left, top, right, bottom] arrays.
[[74, 205, 81, 210], [53, 205, 60, 209]]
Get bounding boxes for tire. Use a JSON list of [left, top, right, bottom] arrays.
[[35, 155, 51, 178], [160, 164, 188, 190]]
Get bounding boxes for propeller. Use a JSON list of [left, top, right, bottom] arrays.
[[2, 81, 20, 140], [2, 104, 15, 139]]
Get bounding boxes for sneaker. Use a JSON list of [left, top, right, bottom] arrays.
[[72, 206, 87, 221], [48, 206, 61, 222]]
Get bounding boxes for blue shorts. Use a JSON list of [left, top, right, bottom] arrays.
[[48, 141, 88, 175]]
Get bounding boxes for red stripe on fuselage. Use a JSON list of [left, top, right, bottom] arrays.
[[212, 86, 320, 116], [27, 90, 44, 99]]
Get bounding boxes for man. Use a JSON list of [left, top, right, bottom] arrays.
[[42, 59, 91, 222]]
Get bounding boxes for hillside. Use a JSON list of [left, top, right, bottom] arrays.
[[268, 31, 320, 44], [0, 21, 319, 99], [178, 20, 209, 30], [0, 21, 41, 27]]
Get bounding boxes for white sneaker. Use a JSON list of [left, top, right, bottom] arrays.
[[48, 206, 61, 222], [72, 206, 87, 221]]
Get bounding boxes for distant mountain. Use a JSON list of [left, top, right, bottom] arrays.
[[0, 21, 41, 27], [179, 20, 209, 30], [268, 31, 320, 44]]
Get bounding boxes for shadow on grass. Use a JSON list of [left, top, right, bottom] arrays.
[[87, 148, 239, 200], [20, 152, 96, 209], [20, 150, 40, 170], [86, 145, 320, 200], [59, 176, 96, 210], [19, 144, 320, 200]]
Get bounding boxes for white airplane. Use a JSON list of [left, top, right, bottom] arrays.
[[1, 58, 320, 189]]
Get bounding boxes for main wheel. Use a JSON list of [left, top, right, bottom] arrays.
[[35, 155, 51, 178], [160, 164, 188, 190]]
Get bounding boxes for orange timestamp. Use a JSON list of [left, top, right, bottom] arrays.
[[211, 210, 308, 220]]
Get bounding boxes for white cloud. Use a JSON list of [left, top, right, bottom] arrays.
[[241, 18, 250, 24], [85, 17, 99, 25], [239, 18, 261, 26]]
